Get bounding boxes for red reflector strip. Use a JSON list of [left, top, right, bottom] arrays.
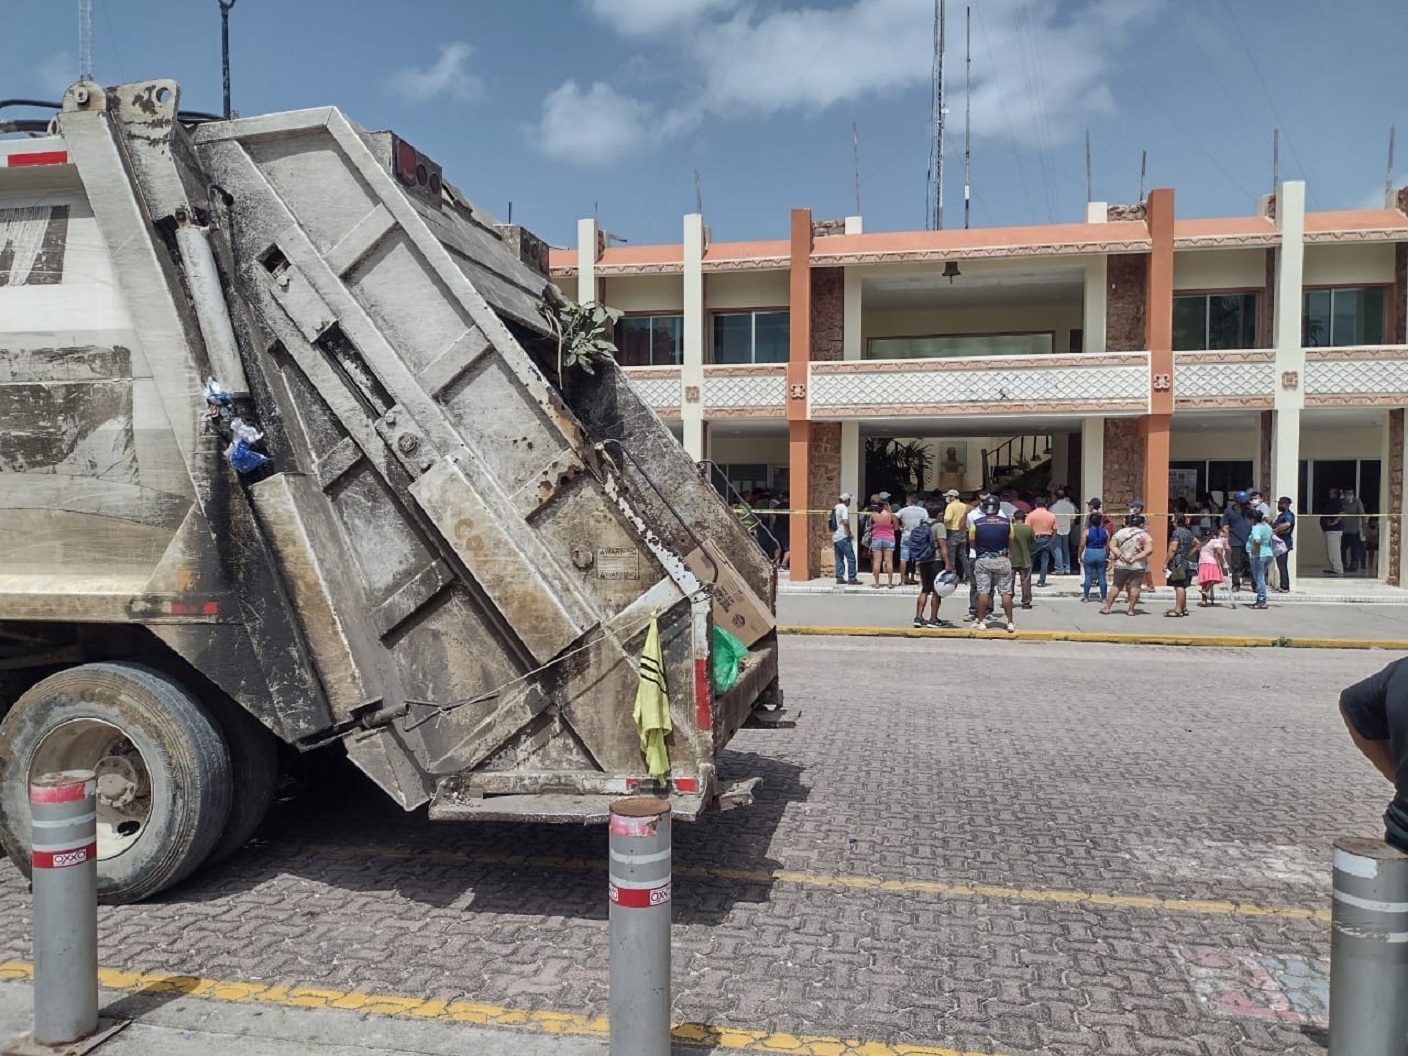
[[673, 777, 698, 794], [33, 842, 96, 870], [694, 658, 711, 730], [30, 779, 94, 805], [608, 880, 671, 908], [5, 151, 69, 168], [170, 601, 220, 616]]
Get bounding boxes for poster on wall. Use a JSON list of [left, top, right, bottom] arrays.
[[1168, 468, 1199, 509]]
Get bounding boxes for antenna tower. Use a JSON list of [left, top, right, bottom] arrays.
[[963, 5, 971, 229], [79, 0, 93, 81], [928, 0, 946, 229], [220, 0, 238, 119]]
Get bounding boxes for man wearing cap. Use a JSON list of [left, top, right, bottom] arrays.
[[897, 493, 928, 585], [832, 492, 859, 585], [968, 494, 1017, 632], [1339, 659, 1408, 852], [1128, 499, 1155, 593], [964, 489, 995, 620], [942, 488, 967, 580]]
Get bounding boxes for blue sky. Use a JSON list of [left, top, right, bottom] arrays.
[[4, 1, 1404, 248]]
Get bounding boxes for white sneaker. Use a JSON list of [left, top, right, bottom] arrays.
[[1006, 621, 1017, 633], [974, 620, 987, 631]]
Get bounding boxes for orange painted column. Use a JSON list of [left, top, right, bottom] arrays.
[[787, 208, 814, 581], [1144, 188, 1175, 584]]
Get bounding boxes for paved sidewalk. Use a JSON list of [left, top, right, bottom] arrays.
[[0, 978, 610, 1056], [777, 579, 1408, 645]]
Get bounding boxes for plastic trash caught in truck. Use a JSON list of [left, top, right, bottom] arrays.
[[633, 614, 671, 778]]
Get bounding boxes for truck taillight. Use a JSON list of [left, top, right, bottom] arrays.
[[391, 135, 442, 201]]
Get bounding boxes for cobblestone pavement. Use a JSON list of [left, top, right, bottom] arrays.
[[0, 639, 1394, 1055]]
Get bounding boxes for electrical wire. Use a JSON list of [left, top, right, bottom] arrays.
[[1218, 0, 1319, 207]]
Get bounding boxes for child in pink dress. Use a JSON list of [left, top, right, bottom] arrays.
[[1197, 526, 1229, 606]]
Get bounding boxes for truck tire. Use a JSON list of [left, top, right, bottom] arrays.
[[201, 695, 278, 865], [0, 662, 233, 904]]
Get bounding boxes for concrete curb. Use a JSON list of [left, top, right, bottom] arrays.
[[776, 625, 1408, 650], [778, 582, 1408, 605]]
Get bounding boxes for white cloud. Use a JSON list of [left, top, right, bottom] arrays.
[[387, 42, 484, 104], [534, 81, 654, 167], [584, 0, 740, 37], [545, 0, 1158, 167]]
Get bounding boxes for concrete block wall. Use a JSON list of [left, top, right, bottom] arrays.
[[1102, 419, 1144, 511], [1106, 255, 1147, 353]]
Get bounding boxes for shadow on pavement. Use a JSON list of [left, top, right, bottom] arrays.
[[161, 745, 806, 926]]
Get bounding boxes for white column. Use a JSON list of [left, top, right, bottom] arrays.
[[1083, 257, 1108, 354], [1272, 181, 1306, 581], [681, 213, 706, 460], [576, 217, 598, 305], [844, 216, 863, 234], [1081, 416, 1105, 502], [841, 423, 861, 510]]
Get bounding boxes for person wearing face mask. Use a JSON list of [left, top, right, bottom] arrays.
[[1340, 487, 1366, 574]]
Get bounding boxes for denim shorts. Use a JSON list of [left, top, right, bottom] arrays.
[[871, 539, 895, 552]]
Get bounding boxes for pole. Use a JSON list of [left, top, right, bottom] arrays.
[[1085, 129, 1092, 204], [220, 0, 237, 120], [1273, 128, 1280, 189], [852, 121, 861, 215], [1387, 125, 1396, 203], [30, 770, 98, 1046], [1329, 836, 1408, 1055], [609, 798, 671, 1056], [963, 5, 971, 230], [79, 0, 93, 82], [1139, 149, 1146, 201], [934, 0, 946, 230]]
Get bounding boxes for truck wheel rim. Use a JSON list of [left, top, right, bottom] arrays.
[[30, 719, 152, 861]]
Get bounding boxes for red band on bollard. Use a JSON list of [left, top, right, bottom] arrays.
[[609, 880, 671, 908], [610, 812, 662, 838], [30, 781, 95, 805], [32, 843, 97, 870]]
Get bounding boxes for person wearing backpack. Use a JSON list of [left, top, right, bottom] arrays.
[[832, 492, 859, 585], [909, 507, 953, 627], [1163, 514, 1198, 617], [1079, 511, 1109, 603]]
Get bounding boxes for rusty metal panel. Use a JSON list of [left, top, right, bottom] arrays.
[[248, 473, 372, 719], [408, 457, 586, 663]]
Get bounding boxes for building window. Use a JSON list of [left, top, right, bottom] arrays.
[[1303, 287, 1386, 347], [1172, 293, 1258, 350], [866, 332, 1054, 359], [613, 314, 683, 366], [712, 311, 789, 364]]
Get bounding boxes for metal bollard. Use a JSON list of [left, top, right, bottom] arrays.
[[30, 770, 99, 1046], [1329, 836, 1408, 1056], [608, 798, 671, 1056]]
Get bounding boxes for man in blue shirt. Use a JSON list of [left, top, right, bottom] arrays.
[[1272, 496, 1295, 592], [1222, 491, 1252, 592], [967, 495, 1016, 632]]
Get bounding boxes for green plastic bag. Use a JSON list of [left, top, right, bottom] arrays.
[[711, 626, 749, 695]]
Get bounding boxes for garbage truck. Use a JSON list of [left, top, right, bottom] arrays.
[[0, 79, 786, 903]]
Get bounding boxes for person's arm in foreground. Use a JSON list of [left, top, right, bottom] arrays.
[[1341, 700, 1397, 783]]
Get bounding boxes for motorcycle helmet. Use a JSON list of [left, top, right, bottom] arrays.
[[1234, 490, 1251, 503], [980, 495, 1001, 515], [934, 570, 959, 598]]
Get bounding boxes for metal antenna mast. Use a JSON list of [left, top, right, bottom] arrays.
[[852, 121, 862, 215], [220, 0, 238, 119], [1386, 126, 1395, 203], [963, 5, 971, 229], [79, 0, 93, 81], [928, 0, 946, 229]]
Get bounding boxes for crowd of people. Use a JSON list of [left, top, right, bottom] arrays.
[[823, 484, 1308, 625]]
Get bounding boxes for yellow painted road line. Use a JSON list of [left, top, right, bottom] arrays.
[[778, 625, 1408, 651], [283, 842, 1331, 923], [0, 960, 1003, 1056]]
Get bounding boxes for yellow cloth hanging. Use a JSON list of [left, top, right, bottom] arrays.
[[633, 615, 672, 778]]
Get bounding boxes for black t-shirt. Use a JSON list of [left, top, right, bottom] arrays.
[[1340, 658, 1408, 850]]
